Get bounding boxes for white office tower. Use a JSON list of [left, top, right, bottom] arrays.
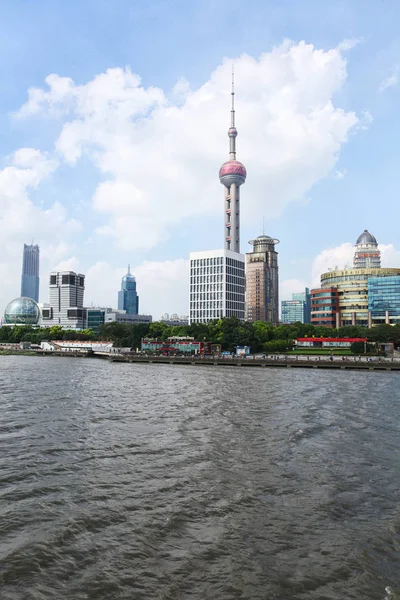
[[41, 271, 86, 329], [189, 249, 245, 323]]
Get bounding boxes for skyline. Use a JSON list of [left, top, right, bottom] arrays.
[[1, 1, 400, 317]]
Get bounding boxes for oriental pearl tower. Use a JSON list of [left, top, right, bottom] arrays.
[[219, 68, 247, 254]]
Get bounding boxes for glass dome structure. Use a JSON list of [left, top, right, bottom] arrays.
[[4, 297, 40, 325]]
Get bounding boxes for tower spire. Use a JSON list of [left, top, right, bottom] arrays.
[[231, 64, 235, 128], [228, 65, 237, 160], [128, 264, 130, 274]]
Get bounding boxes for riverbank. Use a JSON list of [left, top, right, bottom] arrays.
[[2, 350, 399, 371]]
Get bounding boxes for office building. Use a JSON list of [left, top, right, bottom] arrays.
[[310, 288, 340, 328], [246, 235, 279, 323], [41, 271, 85, 329], [104, 310, 152, 325], [189, 70, 246, 324], [86, 308, 106, 333], [21, 244, 39, 302], [354, 229, 381, 269], [189, 249, 245, 323], [118, 265, 139, 315], [368, 276, 400, 325], [282, 288, 311, 324], [160, 314, 189, 326]]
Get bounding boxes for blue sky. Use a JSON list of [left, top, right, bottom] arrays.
[[1, 0, 400, 316]]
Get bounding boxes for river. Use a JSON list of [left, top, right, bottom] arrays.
[[0, 356, 399, 599]]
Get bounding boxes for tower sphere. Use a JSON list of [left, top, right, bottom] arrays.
[[228, 127, 238, 137], [219, 160, 247, 187]]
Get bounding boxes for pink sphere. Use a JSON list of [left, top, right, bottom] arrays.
[[219, 160, 247, 186]]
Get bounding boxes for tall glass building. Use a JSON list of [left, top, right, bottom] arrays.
[[282, 288, 311, 324], [118, 266, 139, 315], [21, 244, 39, 302], [368, 276, 400, 325]]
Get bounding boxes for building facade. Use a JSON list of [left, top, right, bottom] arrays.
[[281, 288, 311, 324], [310, 288, 340, 328], [353, 230, 381, 269], [118, 265, 139, 315], [21, 244, 39, 302], [189, 249, 245, 323], [368, 276, 400, 325], [160, 314, 189, 326], [86, 308, 106, 333], [104, 310, 152, 325], [246, 235, 279, 323], [41, 271, 85, 329], [320, 267, 400, 327]]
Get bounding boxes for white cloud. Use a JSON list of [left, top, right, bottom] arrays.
[[311, 242, 354, 286], [16, 41, 360, 252], [280, 278, 309, 301], [335, 168, 347, 180], [84, 258, 189, 317], [379, 67, 399, 92], [0, 148, 81, 310]]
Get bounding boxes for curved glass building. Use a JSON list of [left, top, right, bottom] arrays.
[[4, 297, 40, 325], [311, 229, 400, 327]]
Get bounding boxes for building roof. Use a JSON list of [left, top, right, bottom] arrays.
[[356, 229, 377, 245]]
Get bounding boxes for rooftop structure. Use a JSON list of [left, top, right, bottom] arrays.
[[353, 229, 381, 269]]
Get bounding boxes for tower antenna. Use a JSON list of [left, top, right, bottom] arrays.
[[231, 64, 235, 127]]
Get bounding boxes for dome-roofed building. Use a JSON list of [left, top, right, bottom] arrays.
[[354, 229, 380, 269], [356, 229, 378, 245], [4, 297, 40, 325]]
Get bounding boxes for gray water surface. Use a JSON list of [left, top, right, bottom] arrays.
[[0, 356, 399, 599]]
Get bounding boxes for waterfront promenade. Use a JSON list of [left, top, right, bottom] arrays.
[[108, 353, 400, 372]]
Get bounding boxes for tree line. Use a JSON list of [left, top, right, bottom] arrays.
[[0, 318, 399, 352]]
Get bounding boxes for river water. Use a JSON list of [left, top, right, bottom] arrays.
[[0, 356, 399, 600]]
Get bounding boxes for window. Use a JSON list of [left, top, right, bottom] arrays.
[[50, 275, 57, 285]]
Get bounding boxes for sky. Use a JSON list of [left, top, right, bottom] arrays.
[[2, 0, 400, 318]]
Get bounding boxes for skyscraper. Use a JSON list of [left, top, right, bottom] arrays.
[[21, 244, 39, 302], [41, 271, 85, 329], [245, 235, 279, 323], [353, 229, 381, 269], [189, 69, 246, 324], [118, 265, 139, 315]]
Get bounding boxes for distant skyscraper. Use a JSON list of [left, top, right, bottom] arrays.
[[353, 230, 381, 269], [21, 244, 39, 302], [118, 265, 139, 315], [246, 235, 279, 323], [41, 271, 85, 329], [281, 288, 311, 324]]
